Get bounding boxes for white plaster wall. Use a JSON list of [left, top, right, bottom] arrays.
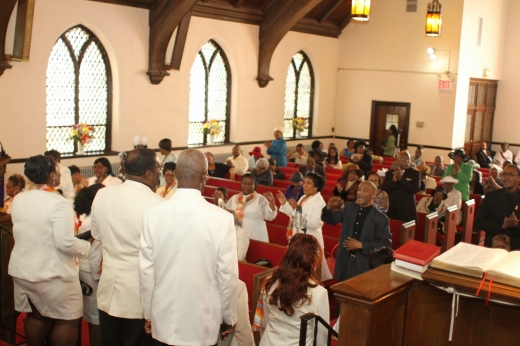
[[0, 0, 338, 162]]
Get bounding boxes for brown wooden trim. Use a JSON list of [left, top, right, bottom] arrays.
[[407, 144, 456, 151], [169, 9, 192, 70], [492, 141, 520, 147], [261, 0, 277, 14], [12, 0, 35, 62], [339, 13, 352, 29], [86, 0, 151, 9], [318, 0, 343, 23], [233, 0, 245, 8], [0, 0, 17, 77]]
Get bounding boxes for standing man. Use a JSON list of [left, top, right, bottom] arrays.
[[44, 150, 74, 203], [443, 149, 472, 201], [476, 164, 520, 250], [322, 181, 392, 281], [91, 149, 163, 346], [493, 142, 513, 168], [140, 149, 237, 345], [227, 144, 249, 174], [476, 142, 493, 168], [264, 127, 287, 167], [382, 150, 421, 222]]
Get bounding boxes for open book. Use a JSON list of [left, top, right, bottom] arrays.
[[430, 242, 520, 288]]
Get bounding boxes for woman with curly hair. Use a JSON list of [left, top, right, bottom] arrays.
[[74, 184, 105, 346], [254, 234, 329, 345], [2, 173, 25, 214], [8, 155, 91, 345]]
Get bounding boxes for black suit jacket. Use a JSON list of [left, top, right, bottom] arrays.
[[382, 168, 420, 222], [321, 203, 391, 281], [476, 150, 493, 169], [475, 188, 520, 249], [299, 165, 326, 179]]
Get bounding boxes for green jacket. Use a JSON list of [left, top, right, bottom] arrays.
[[443, 163, 473, 201]]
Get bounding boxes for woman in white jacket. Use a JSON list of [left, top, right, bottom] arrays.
[[9, 155, 91, 345], [277, 173, 332, 281]]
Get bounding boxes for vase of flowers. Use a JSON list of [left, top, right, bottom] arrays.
[[203, 120, 221, 145], [70, 124, 95, 155], [292, 117, 307, 138]]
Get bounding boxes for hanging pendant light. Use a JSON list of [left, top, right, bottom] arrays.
[[426, 0, 442, 36], [352, 0, 371, 22]]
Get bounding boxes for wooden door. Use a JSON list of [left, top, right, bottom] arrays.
[[465, 79, 497, 158], [370, 101, 411, 156]]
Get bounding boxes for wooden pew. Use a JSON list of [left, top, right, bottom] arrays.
[[266, 223, 288, 246], [238, 261, 274, 321], [416, 212, 438, 245], [461, 199, 475, 244], [400, 220, 416, 246], [246, 240, 287, 267], [442, 205, 458, 251], [323, 235, 339, 257]]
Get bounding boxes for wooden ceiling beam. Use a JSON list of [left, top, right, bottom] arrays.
[[318, 0, 342, 24], [233, 0, 245, 9], [170, 9, 192, 70], [257, 0, 324, 87], [0, 0, 17, 77], [147, 0, 198, 84], [87, 0, 152, 10]]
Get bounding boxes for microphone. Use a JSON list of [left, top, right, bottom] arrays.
[[294, 206, 302, 231]]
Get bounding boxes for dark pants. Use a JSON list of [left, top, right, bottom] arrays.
[[99, 310, 154, 346], [154, 340, 218, 346]]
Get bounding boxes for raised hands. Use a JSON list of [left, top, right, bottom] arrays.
[[327, 196, 342, 210]]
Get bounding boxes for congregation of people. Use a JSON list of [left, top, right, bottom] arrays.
[[2, 124, 520, 346]]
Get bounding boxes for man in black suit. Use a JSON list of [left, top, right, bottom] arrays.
[[322, 181, 392, 281], [475, 164, 520, 250], [476, 142, 493, 168], [382, 150, 420, 222], [299, 158, 326, 179]]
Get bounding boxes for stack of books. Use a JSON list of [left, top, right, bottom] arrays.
[[391, 240, 441, 280]]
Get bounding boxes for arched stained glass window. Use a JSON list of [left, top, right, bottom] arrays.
[[283, 51, 314, 139], [188, 40, 231, 147], [46, 25, 111, 154]]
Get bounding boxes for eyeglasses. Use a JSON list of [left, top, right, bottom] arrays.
[[502, 172, 519, 177], [398, 158, 409, 162]]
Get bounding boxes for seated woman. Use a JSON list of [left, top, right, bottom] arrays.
[[9, 155, 91, 345], [74, 184, 105, 346], [367, 172, 389, 214], [343, 139, 356, 157], [213, 186, 228, 209], [349, 141, 372, 175], [248, 146, 264, 169], [334, 167, 363, 202], [470, 169, 485, 195], [254, 234, 329, 346], [68, 165, 88, 195], [286, 143, 308, 165], [251, 158, 274, 186], [416, 186, 450, 218], [284, 172, 304, 201], [268, 158, 285, 180], [206, 152, 236, 180], [2, 174, 25, 214], [429, 155, 447, 177], [277, 173, 332, 281], [155, 162, 177, 199], [226, 174, 277, 242], [484, 165, 503, 193], [87, 158, 122, 187], [324, 147, 342, 169]]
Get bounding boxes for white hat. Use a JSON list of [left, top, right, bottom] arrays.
[[273, 127, 283, 133], [440, 176, 459, 184], [377, 168, 388, 177], [141, 137, 148, 146], [133, 135, 141, 146]]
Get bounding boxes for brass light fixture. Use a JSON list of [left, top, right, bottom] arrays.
[[352, 0, 371, 22], [426, 0, 442, 36]]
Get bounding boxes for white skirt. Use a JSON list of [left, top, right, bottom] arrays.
[[13, 277, 83, 320], [79, 270, 100, 325]]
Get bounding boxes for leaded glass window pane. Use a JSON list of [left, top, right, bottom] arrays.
[[283, 51, 314, 139], [188, 40, 230, 147], [46, 25, 111, 155]]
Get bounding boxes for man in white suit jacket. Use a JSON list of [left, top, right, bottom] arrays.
[[140, 149, 238, 345], [91, 149, 163, 346]]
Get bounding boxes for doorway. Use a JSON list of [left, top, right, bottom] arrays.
[[370, 101, 411, 156]]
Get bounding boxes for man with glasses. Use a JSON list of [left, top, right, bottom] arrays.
[[382, 150, 421, 222], [476, 164, 520, 250]]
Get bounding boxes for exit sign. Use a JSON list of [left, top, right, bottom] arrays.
[[438, 79, 452, 90]]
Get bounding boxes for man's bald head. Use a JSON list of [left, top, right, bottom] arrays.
[[176, 149, 208, 189]]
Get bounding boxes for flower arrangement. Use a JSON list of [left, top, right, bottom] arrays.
[[70, 124, 95, 144], [203, 120, 221, 136], [292, 117, 307, 132]]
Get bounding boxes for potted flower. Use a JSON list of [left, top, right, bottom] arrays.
[[70, 124, 95, 154], [202, 120, 221, 145], [292, 117, 307, 138]]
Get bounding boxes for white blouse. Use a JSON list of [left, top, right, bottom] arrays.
[[155, 183, 177, 199], [87, 175, 123, 187]]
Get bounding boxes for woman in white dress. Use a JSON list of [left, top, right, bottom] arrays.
[[155, 162, 177, 199], [254, 234, 329, 346], [74, 184, 105, 346], [277, 172, 332, 281], [9, 155, 91, 345], [226, 173, 277, 242], [87, 157, 122, 187]]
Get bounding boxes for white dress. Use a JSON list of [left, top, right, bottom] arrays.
[[87, 175, 123, 187], [155, 183, 177, 199], [259, 280, 329, 346], [279, 192, 333, 281], [226, 193, 277, 242]]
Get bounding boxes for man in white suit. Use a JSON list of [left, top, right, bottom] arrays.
[[91, 149, 163, 346], [140, 149, 238, 345]]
